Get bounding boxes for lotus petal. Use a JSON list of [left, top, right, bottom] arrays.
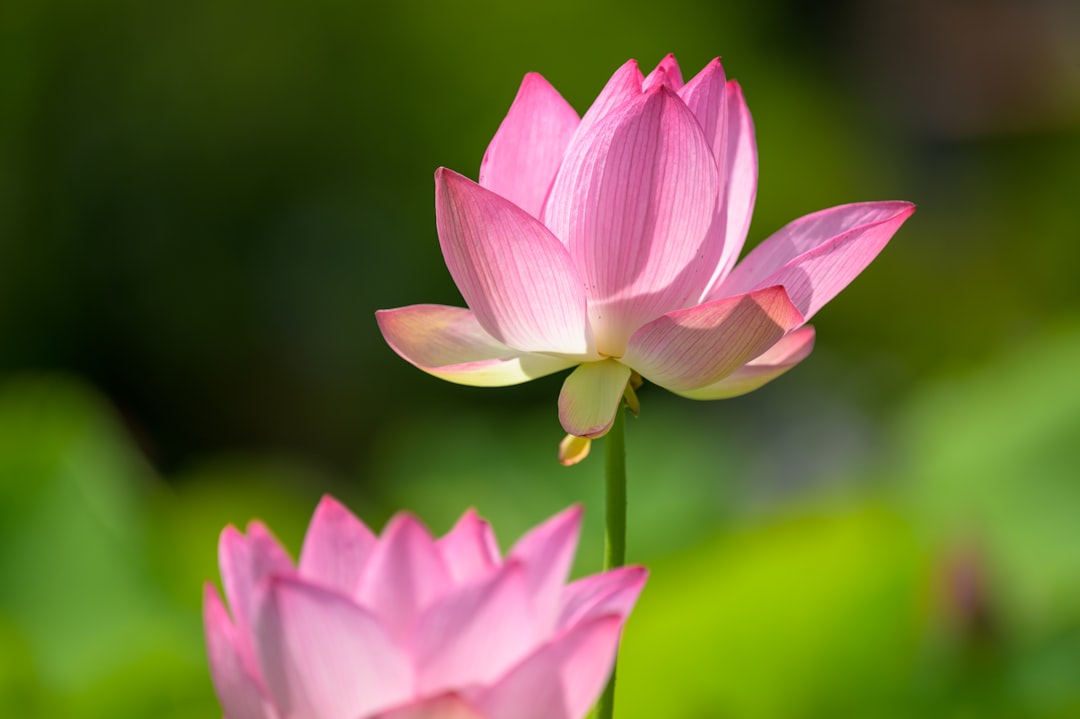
[[623, 286, 802, 392], [356, 513, 453, 638], [437, 508, 502, 587], [374, 694, 486, 719], [480, 73, 579, 219], [557, 360, 632, 438], [675, 325, 816, 399], [544, 87, 719, 354], [376, 305, 577, 387], [508, 506, 582, 632], [254, 577, 413, 719], [475, 615, 624, 719], [415, 562, 536, 694], [299, 495, 377, 597], [437, 169, 594, 355], [203, 584, 277, 719], [557, 566, 648, 629], [716, 201, 915, 319]]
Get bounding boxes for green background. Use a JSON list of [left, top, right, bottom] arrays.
[[2, 0, 1079, 716]]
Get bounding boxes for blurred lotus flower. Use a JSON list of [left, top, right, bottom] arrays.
[[376, 55, 914, 444], [204, 497, 646, 719]]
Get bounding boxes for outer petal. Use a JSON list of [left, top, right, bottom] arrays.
[[677, 59, 727, 170], [508, 506, 583, 633], [622, 286, 802, 392], [715, 201, 916, 319], [437, 508, 502, 587], [680, 61, 736, 303], [374, 694, 487, 719], [675, 325, 816, 400], [544, 87, 720, 355], [479, 72, 580, 219], [219, 523, 296, 671], [356, 513, 454, 638], [253, 577, 413, 719], [204, 583, 277, 719], [298, 495, 377, 598], [557, 360, 632, 438], [557, 566, 648, 630], [436, 169, 594, 356], [715, 80, 759, 283], [415, 562, 537, 695], [376, 305, 577, 387], [472, 615, 624, 719], [570, 59, 644, 153]]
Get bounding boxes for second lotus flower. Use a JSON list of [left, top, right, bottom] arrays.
[[377, 54, 914, 442], [205, 497, 646, 719]]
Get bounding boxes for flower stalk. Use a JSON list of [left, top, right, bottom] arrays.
[[604, 403, 628, 572], [595, 403, 628, 719]]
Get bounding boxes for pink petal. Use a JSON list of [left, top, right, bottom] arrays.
[[642, 53, 684, 91], [436, 169, 594, 356], [479, 72, 580, 219], [473, 615, 624, 719], [679, 61, 740, 302], [677, 59, 727, 170], [437, 508, 502, 587], [253, 577, 413, 719], [543, 86, 720, 356], [376, 305, 577, 387], [557, 360, 632, 438], [676, 325, 816, 400], [204, 583, 277, 719], [298, 495, 377, 598], [715, 201, 916, 319], [570, 59, 644, 153], [218, 523, 296, 668], [557, 566, 648, 630], [507, 505, 583, 633], [622, 286, 803, 392], [415, 562, 538, 695], [374, 694, 487, 719], [714, 80, 759, 284], [681, 70, 760, 302], [356, 513, 454, 638]]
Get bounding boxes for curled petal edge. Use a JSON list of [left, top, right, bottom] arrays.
[[673, 325, 816, 400], [623, 286, 803, 393], [376, 305, 577, 387]]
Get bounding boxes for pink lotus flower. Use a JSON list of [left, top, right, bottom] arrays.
[[204, 497, 646, 719], [376, 55, 914, 442]]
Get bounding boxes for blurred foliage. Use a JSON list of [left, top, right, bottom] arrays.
[[2, 321, 1080, 716], [2, 0, 1080, 716]]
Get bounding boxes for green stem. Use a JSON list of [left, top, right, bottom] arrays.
[[604, 405, 627, 571], [596, 405, 627, 719]]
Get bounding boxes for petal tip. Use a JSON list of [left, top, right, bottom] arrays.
[[219, 523, 244, 548], [203, 581, 226, 613]]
